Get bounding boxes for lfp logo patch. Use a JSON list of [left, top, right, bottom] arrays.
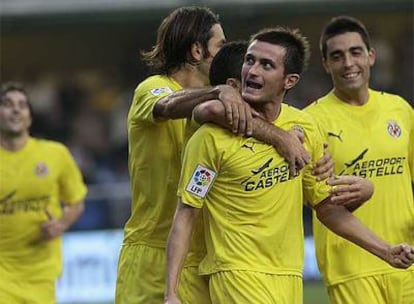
[[150, 87, 173, 96], [387, 120, 401, 138], [186, 165, 216, 198]]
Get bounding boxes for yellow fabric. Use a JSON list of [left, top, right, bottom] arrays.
[[0, 137, 87, 282], [305, 89, 414, 286], [124, 75, 184, 247], [209, 271, 302, 304], [178, 103, 330, 277], [115, 244, 165, 304], [182, 117, 208, 268], [0, 278, 56, 304], [327, 270, 414, 304], [179, 266, 211, 304]]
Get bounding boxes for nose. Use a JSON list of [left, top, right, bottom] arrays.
[[247, 62, 260, 77], [343, 53, 353, 67], [11, 103, 21, 112]]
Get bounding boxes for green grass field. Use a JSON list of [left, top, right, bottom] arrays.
[[304, 280, 328, 304]]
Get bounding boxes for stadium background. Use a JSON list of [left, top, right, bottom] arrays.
[[1, 0, 413, 303]]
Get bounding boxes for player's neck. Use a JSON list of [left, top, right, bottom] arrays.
[[333, 87, 369, 106], [170, 64, 208, 88], [0, 133, 29, 151], [252, 99, 282, 123]]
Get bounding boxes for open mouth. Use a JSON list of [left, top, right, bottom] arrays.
[[246, 80, 263, 90]]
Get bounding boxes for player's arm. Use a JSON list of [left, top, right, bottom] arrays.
[[154, 87, 219, 120], [41, 201, 85, 241], [194, 99, 311, 177], [165, 199, 200, 304], [153, 84, 250, 123], [314, 200, 414, 268]]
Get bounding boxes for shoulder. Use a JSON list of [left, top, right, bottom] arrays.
[[194, 123, 232, 139], [282, 103, 318, 127], [303, 92, 333, 116], [189, 123, 235, 148], [31, 137, 71, 156], [373, 89, 412, 110], [135, 75, 179, 95]]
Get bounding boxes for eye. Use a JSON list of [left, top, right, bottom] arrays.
[[0, 100, 12, 108], [330, 54, 341, 61], [245, 55, 254, 65], [351, 49, 363, 57], [263, 62, 273, 70]]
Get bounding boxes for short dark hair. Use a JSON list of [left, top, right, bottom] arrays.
[[142, 6, 220, 75], [209, 40, 248, 86], [249, 27, 310, 75], [320, 16, 371, 59], [0, 81, 33, 116], [1, 81, 28, 103]]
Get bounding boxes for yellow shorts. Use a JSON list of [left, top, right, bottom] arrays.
[[0, 278, 56, 304], [328, 270, 414, 304], [115, 244, 165, 304], [179, 266, 211, 304], [209, 270, 302, 304]]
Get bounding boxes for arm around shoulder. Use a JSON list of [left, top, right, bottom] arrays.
[[154, 87, 219, 120]]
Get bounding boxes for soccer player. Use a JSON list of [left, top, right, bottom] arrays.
[[304, 16, 414, 304], [116, 7, 312, 303], [115, 8, 226, 303], [181, 40, 337, 304], [165, 27, 414, 304], [0, 82, 87, 303]]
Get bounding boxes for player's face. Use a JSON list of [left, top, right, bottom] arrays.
[[0, 90, 32, 136], [241, 40, 289, 106], [323, 32, 375, 94], [199, 23, 226, 84]]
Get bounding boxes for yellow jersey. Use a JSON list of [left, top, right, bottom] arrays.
[[178, 103, 330, 276], [305, 89, 414, 285], [124, 75, 185, 247], [0, 137, 87, 280], [182, 117, 207, 267]]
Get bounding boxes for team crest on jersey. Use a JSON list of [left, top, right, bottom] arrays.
[[35, 162, 49, 178], [387, 120, 401, 138], [186, 165, 216, 198], [150, 87, 173, 96]]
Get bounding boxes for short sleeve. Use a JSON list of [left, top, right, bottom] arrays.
[[178, 125, 220, 208], [301, 118, 331, 207], [128, 77, 176, 124], [58, 145, 88, 204]]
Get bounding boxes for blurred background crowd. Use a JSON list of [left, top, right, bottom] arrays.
[[1, 0, 413, 233]]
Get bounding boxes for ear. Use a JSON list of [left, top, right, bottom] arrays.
[[190, 42, 204, 62], [226, 78, 241, 90], [368, 47, 376, 67], [284, 74, 300, 90]]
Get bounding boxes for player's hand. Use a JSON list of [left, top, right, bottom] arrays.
[[384, 244, 414, 269], [328, 175, 374, 211], [289, 127, 305, 144], [312, 143, 334, 181], [164, 294, 181, 304], [272, 128, 310, 178], [40, 209, 67, 241], [217, 85, 258, 136]]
